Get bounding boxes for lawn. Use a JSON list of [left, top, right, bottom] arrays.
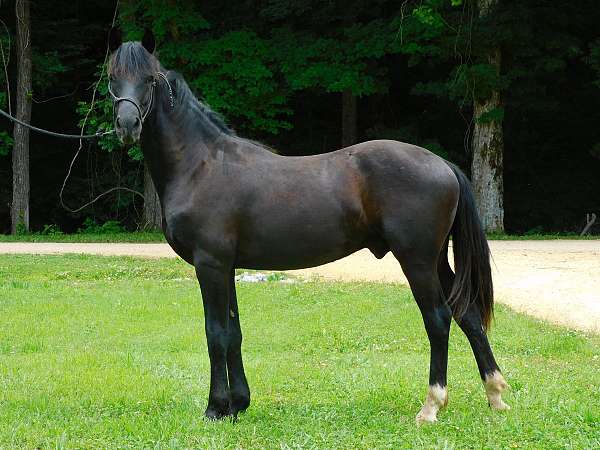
[[0, 255, 598, 449], [0, 232, 165, 243]]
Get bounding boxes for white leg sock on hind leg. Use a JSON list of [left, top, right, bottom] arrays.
[[484, 370, 510, 410]]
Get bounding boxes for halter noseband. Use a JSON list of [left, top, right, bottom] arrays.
[[108, 71, 173, 125]]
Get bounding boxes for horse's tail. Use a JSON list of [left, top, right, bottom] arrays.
[[445, 163, 494, 330]]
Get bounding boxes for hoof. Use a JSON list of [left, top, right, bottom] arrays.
[[484, 371, 511, 411], [204, 405, 232, 421], [231, 395, 250, 416], [415, 384, 447, 425], [489, 400, 511, 411], [416, 410, 438, 425]]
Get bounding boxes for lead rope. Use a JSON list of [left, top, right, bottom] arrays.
[[0, 108, 114, 139]]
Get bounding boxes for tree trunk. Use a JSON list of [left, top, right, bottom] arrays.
[[471, 0, 504, 233], [341, 89, 357, 147], [11, 0, 32, 234], [143, 162, 162, 230]]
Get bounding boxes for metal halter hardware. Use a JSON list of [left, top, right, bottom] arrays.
[[108, 71, 174, 125]]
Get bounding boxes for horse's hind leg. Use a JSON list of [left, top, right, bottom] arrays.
[[393, 246, 452, 424], [438, 247, 510, 410]]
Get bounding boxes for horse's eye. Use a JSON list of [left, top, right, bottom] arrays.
[[146, 76, 154, 84]]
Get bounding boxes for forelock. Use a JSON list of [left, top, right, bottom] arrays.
[[108, 42, 159, 78]]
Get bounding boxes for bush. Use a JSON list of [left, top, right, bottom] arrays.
[[39, 224, 64, 236], [78, 218, 125, 234]]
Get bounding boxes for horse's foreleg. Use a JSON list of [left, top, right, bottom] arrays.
[[195, 256, 232, 419], [438, 259, 510, 411], [227, 272, 250, 416]]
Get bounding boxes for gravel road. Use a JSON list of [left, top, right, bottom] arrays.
[[1, 240, 598, 333]]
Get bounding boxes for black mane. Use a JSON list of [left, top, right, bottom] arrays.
[[169, 72, 235, 137]]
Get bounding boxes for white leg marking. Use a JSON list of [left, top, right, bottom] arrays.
[[416, 384, 448, 425], [484, 370, 510, 410]]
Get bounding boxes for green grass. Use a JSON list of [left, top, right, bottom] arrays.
[[0, 232, 165, 243], [0, 255, 598, 449], [487, 232, 598, 240]]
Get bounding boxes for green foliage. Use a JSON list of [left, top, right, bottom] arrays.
[[0, 92, 12, 156], [32, 51, 67, 93], [14, 221, 27, 236], [0, 130, 11, 156], [120, 0, 209, 42], [76, 66, 121, 153], [39, 224, 64, 236], [274, 27, 387, 95], [412, 4, 444, 29], [524, 225, 545, 236], [78, 217, 125, 234], [183, 31, 292, 134]]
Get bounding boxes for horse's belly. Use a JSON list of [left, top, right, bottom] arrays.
[[234, 226, 366, 270], [235, 243, 362, 270]]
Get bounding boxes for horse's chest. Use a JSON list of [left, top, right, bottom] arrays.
[[162, 201, 234, 265], [161, 207, 201, 265]]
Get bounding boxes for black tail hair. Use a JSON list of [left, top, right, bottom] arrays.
[[446, 163, 494, 330]]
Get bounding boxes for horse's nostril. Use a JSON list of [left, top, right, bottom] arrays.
[[116, 116, 122, 128]]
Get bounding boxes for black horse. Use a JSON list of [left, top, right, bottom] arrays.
[[107, 28, 509, 424]]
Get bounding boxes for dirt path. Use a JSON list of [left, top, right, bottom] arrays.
[[1, 240, 599, 333]]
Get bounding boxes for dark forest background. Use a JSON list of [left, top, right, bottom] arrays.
[[0, 0, 599, 234]]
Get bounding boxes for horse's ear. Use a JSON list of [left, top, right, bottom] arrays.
[[142, 28, 156, 54], [108, 27, 122, 53]]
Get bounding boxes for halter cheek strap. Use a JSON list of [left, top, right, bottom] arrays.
[[108, 71, 174, 124]]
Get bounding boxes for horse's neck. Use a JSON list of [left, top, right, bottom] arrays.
[[140, 103, 224, 199]]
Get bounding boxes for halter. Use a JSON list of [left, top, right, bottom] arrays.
[[107, 71, 174, 125]]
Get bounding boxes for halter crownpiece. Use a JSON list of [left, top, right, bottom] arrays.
[[108, 71, 174, 124], [156, 72, 174, 109]]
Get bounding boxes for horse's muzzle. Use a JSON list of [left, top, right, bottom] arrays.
[[114, 100, 142, 145], [115, 114, 141, 145]]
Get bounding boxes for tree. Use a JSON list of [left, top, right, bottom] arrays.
[[11, 0, 32, 234], [471, 0, 504, 232]]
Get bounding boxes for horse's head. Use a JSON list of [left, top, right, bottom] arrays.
[[107, 27, 159, 145]]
